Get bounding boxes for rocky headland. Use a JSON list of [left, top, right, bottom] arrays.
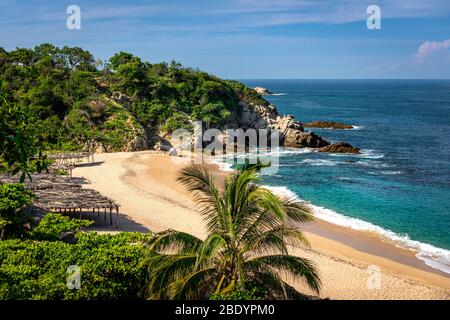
[[102, 87, 359, 154]]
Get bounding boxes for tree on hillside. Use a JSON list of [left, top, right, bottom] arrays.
[[109, 51, 135, 71], [0, 97, 49, 181], [59, 46, 95, 71]]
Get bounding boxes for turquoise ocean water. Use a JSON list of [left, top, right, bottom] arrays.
[[216, 80, 450, 274]]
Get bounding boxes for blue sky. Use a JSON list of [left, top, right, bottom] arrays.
[[1, 0, 449, 79]]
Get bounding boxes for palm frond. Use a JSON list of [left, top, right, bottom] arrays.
[[243, 227, 310, 257], [145, 165, 322, 300], [195, 233, 226, 269], [250, 270, 313, 300], [150, 229, 202, 254], [177, 165, 225, 232], [245, 255, 321, 293], [171, 267, 217, 300], [145, 253, 198, 299], [281, 198, 314, 223]]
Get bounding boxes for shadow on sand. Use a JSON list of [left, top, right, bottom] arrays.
[[67, 209, 151, 233]]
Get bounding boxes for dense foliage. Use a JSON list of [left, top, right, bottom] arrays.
[[0, 44, 266, 153], [0, 184, 152, 300], [30, 213, 93, 241], [0, 184, 35, 239], [0, 99, 49, 179], [0, 231, 153, 300]]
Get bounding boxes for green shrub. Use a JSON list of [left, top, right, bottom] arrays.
[[0, 184, 35, 239], [31, 213, 93, 241], [0, 232, 154, 300], [163, 112, 192, 133]]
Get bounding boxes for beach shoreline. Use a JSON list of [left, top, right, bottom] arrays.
[[72, 151, 450, 299]]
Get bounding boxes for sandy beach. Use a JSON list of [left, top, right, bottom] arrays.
[[73, 151, 450, 300]]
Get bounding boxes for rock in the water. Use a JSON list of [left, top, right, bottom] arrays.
[[253, 87, 272, 95], [319, 142, 360, 154], [237, 102, 330, 149], [303, 121, 353, 130], [283, 131, 329, 148]]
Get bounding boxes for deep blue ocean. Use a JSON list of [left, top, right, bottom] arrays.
[[220, 80, 450, 273]]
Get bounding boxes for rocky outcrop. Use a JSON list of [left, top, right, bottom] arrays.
[[97, 90, 357, 154], [283, 131, 329, 148], [237, 102, 330, 149], [150, 132, 173, 152], [253, 87, 272, 95], [86, 93, 149, 152], [303, 121, 353, 130], [111, 91, 131, 105], [319, 142, 360, 154]]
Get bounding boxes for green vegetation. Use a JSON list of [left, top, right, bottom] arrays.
[[0, 44, 267, 154], [0, 165, 320, 300], [0, 184, 35, 239], [0, 99, 49, 180], [145, 165, 320, 299], [0, 232, 153, 300], [0, 44, 320, 301], [31, 213, 93, 241], [0, 183, 152, 300]]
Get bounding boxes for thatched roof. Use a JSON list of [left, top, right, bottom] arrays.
[[33, 188, 119, 211], [46, 152, 92, 161], [0, 173, 83, 190], [1, 169, 120, 228]]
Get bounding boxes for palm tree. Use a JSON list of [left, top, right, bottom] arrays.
[[144, 164, 320, 299]]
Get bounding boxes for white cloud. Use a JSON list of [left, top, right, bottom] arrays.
[[415, 39, 450, 64]]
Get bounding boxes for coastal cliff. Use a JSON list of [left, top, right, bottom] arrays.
[[79, 81, 356, 154], [103, 87, 355, 153], [0, 44, 358, 154]]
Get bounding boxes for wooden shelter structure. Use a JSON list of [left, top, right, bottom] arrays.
[[48, 163, 76, 177], [32, 188, 120, 228], [0, 173, 82, 190], [0, 155, 120, 228], [47, 152, 94, 166]]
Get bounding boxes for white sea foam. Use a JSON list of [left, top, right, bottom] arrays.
[[329, 149, 385, 159], [210, 159, 234, 172], [356, 160, 392, 169], [298, 159, 340, 166], [262, 184, 450, 274], [266, 93, 286, 96], [263, 185, 301, 201], [267, 147, 314, 157], [380, 170, 404, 175], [216, 147, 314, 161], [359, 149, 385, 159]]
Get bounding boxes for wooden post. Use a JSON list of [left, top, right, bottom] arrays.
[[115, 206, 119, 229], [109, 207, 113, 225]]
